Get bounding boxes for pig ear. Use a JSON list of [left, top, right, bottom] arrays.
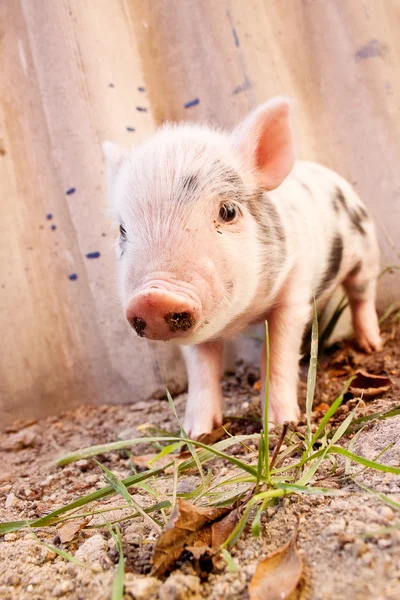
[[232, 97, 295, 190], [102, 141, 125, 185]]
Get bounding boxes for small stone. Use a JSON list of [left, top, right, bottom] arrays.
[[75, 534, 108, 566], [377, 537, 393, 549], [0, 427, 38, 451], [124, 574, 161, 599], [53, 580, 75, 596], [4, 532, 18, 541], [76, 460, 91, 471], [26, 584, 34, 592], [5, 493, 17, 508], [0, 472, 12, 483], [159, 573, 201, 600]]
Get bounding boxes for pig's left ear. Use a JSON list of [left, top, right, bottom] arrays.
[[232, 97, 295, 190]]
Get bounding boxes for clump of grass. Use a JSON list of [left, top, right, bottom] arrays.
[[1, 309, 400, 585]]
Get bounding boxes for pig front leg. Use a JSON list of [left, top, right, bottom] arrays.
[[181, 341, 224, 438], [261, 300, 311, 426]]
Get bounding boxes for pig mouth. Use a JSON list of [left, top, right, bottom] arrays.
[[164, 311, 196, 332]]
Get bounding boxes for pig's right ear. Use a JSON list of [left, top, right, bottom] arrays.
[[232, 97, 295, 190], [102, 141, 125, 193]]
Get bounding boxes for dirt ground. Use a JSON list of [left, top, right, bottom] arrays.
[[1, 325, 400, 600]]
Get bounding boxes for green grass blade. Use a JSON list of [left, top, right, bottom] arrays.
[[306, 300, 319, 446], [167, 389, 205, 485], [221, 549, 238, 572], [29, 529, 92, 570], [305, 445, 400, 474], [298, 402, 360, 486], [149, 441, 183, 464], [94, 460, 162, 531], [263, 321, 270, 482], [353, 479, 400, 511], [0, 465, 169, 535]]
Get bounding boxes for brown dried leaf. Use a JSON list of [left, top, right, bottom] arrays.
[[249, 528, 303, 600], [151, 499, 231, 578], [57, 517, 91, 543], [350, 369, 392, 399], [211, 508, 239, 549]]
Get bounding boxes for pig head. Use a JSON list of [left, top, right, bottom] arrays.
[[103, 98, 381, 437]]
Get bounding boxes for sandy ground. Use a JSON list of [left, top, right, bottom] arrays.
[[1, 325, 400, 600]]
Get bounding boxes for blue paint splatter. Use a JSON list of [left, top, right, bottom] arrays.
[[68, 273, 78, 281], [66, 187, 76, 195], [136, 106, 148, 112], [232, 27, 240, 47], [138, 86, 145, 92], [184, 98, 200, 109], [126, 127, 136, 132], [46, 213, 53, 220], [232, 76, 252, 96], [51, 224, 57, 231], [355, 39, 387, 61], [86, 251, 100, 259]]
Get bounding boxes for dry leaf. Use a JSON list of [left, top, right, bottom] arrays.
[[211, 508, 239, 548], [349, 369, 392, 399], [249, 527, 303, 600], [57, 517, 91, 543], [151, 499, 233, 577]]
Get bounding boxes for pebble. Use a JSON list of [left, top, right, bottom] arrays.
[[0, 427, 38, 451], [124, 574, 161, 600], [4, 532, 18, 542], [53, 580, 76, 596], [158, 573, 201, 600], [0, 472, 12, 483], [5, 492, 17, 508], [74, 534, 108, 566]]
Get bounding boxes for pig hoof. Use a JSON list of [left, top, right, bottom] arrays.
[[268, 404, 300, 427], [355, 331, 383, 354], [183, 415, 222, 439]]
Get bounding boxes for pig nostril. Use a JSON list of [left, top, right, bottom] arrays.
[[130, 316, 147, 337], [164, 311, 195, 332]]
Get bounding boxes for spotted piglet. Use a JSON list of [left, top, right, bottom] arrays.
[[103, 98, 382, 438]]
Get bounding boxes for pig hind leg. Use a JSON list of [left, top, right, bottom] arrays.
[[343, 259, 382, 353]]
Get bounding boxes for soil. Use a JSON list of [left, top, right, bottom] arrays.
[[1, 324, 400, 600]]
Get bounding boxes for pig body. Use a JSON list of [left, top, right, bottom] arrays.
[[103, 98, 381, 437]]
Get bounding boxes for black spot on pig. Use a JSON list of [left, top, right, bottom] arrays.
[[316, 234, 343, 298], [164, 312, 196, 332], [181, 175, 199, 194], [334, 187, 368, 236], [131, 317, 147, 337], [224, 169, 242, 187], [247, 191, 286, 245]]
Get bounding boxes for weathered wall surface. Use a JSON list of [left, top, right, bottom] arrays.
[[1, 0, 399, 424]]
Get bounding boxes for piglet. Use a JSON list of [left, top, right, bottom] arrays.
[[103, 98, 382, 438]]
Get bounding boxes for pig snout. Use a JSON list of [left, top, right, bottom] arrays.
[[125, 286, 201, 341]]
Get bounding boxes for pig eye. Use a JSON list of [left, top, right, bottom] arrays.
[[219, 203, 237, 223], [119, 224, 127, 238]]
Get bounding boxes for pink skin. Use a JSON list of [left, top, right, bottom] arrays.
[[126, 281, 202, 341], [103, 97, 382, 439]]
